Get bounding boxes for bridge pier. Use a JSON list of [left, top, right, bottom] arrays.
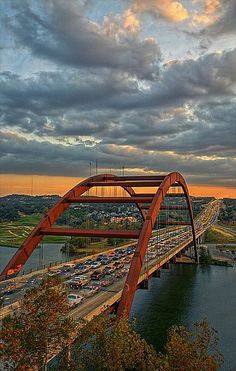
[[152, 269, 161, 278], [139, 279, 149, 289], [162, 261, 170, 269]]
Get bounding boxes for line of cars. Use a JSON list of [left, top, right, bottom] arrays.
[[46, 246, 136, 306], [60, 228, 198, 307]]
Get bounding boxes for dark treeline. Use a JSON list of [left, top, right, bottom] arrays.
[[2, 194, 234, 226]]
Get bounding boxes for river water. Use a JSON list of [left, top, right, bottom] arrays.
[[131, 264, 236, 371], [0, 243, 71, 274], [1, 245, 235, 369]]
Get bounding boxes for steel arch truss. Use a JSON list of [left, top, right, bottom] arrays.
[[0, 172, 197, 312], [117, 172, 197, 316]]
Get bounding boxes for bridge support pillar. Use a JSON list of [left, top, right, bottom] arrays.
[[139, 279, 149, 289], [163, 261, 170, 269], [152, 269, 161, 278]]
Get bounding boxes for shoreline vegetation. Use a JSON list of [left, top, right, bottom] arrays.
[[199, 246, 234, 267]]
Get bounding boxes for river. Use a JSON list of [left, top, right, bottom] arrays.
[[0, 243, 73, 274], [131, 264, 236, 371]]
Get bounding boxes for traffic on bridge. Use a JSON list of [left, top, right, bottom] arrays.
[[0, 196, 220, 322]]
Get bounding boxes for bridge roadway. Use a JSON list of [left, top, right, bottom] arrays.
[[69, 199, 221, 321], [0, 200, 221, 321], [69, 239, 193, 321]]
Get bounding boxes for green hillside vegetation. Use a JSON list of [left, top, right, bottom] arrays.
[[205, 226, 236, 243], [0, 214, 67, 247]]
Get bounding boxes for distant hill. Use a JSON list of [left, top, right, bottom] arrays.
[[1, 194, 235, 224], [0, 194, 60, 222]]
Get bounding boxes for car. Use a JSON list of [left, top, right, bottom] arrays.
[[91, 262, 102, 269], [73, 275, 90, 285], [61, 263, 75, 271], [100, 279, 113, 287], [115, 249, 127, 257], [67, 294, 83, 306], [126, 249, 134, 255], [112, 255, 119, 261], [91, 270, 105, 280], [100, 259, 110, 265], [84, 259, 94, 266], [58, 271, 71, 278], [96, 254, 107, 261], [79, 286, 99, 297], [123, 257, 131, 264], [103, 266, 114, 275], [47, 269, 60, 277], [75, 268, 85, 275], [66, 280, 82, 290], [107, 252, 116, 257], [113, 262, 124, 269]]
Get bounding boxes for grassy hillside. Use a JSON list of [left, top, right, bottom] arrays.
[[205, 226, 236, 244], [0, 214, 67, 247]]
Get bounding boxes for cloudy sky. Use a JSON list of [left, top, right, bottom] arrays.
[[0, 0, 235, 197]]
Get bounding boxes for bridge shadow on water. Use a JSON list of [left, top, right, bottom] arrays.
[[130, 263, 198, 352]]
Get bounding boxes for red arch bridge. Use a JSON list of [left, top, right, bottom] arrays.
[[0, 172, 220, 318]]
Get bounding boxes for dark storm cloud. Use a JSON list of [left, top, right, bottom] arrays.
[[0, 131, 235, 187], [0, 70, 139, 115], [114, 48, 236, 110], [1, 48, 235, 116], [124, 102, 236, 157], [1, 48, 235, 161], [6, 0, 160, 80]]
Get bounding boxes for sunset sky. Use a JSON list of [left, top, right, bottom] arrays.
[[0, 0, 235, 198]]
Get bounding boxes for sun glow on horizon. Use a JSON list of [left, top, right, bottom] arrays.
[[1, 174, 235, 199]]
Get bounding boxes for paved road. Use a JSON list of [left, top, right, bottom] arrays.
[[216, 224, 236, 237]]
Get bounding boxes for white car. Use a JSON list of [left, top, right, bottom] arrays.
[[73, 274, 89, 283], [90, 262, 101, 269], [67, 294, 83, 306]]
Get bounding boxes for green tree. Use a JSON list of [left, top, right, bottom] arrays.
[[162, 321, 223, 371], [0, 276, 75, 370], [57, 316, 223, 371], [60, 314, 161, 371], [0, 283, 223, 371], [199, 247, 212, 264]]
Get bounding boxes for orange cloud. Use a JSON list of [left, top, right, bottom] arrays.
[[123, 8, 140, 33], [130, 0, 189, 23], [193, 0, 220, 25]]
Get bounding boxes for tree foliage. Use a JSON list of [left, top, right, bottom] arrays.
[[199, 247, 212, 264], [161, 321, 223, 371], [0, 276, 75, 370], [56, 316, 223, 371], [57, 314, 162, 371], [0, 278, 223, 371]]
